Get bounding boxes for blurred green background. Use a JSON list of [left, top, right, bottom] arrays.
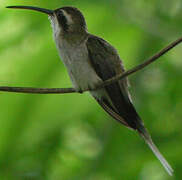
[[0, 0, 182, 179]]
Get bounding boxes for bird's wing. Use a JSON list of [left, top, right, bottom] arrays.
[[86, 35, 174, 175], [95, 97, 131, 128], [86, 34, 143, 130]]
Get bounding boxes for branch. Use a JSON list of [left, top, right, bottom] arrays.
[[0, 87, 76, 94], [0, 36, 182, 94], [98, 36, 182, 88]]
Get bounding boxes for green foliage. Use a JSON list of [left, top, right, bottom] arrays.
[[0, 0, 182, 179]]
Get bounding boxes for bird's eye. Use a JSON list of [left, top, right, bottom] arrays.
[[57, 11, 64, 18], [56, 10, 68, 31]]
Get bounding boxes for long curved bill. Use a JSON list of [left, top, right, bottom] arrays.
[[6, 6, 53, 15]]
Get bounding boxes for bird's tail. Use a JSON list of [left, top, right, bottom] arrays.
[[137, 126, 173, 176]]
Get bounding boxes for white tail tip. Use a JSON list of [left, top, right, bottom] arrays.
[[140, 131, 174, 176]]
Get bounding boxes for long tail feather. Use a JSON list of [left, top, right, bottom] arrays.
[[138, 128, 173, 176]]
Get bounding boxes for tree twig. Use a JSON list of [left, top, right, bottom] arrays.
[[98, 36, 182, 88], [0, 86, 76, 94], [0, 36, 182, 94]]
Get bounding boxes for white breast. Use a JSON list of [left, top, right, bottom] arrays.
[[56, 37, 102, 92], [48, 16, 102, 91]]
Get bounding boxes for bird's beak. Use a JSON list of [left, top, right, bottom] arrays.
[[6, 6, 53, 16]]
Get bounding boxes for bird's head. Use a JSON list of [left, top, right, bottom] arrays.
[[6, 6, 87, 36]]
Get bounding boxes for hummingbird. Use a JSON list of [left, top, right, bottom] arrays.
[[7, 5, 173, 175]]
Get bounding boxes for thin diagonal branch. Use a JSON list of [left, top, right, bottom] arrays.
[[0, 36, 182, 94], [98, 36, 182, 88]]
